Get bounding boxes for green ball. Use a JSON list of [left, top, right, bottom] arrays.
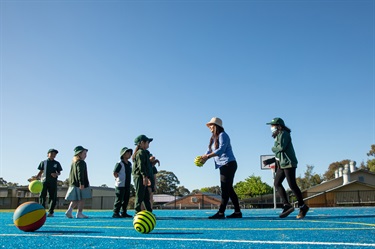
[[133, 210, 156, 234]]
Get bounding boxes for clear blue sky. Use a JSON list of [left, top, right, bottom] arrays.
[[1, 0, 374, 191]]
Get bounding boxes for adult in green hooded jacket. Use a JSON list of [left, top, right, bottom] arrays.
[[266, 117, 309, 219]]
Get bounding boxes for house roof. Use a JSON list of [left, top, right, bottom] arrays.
[[303, 169, 375, 193], [153, 194, 177, 203], [325, 180, 375, 192]]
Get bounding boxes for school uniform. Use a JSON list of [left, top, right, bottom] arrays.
[[132, 148, 152, 213], [65, 159, 91, 200], [37, 158, 62, 214], [113, 160, 132, 215]]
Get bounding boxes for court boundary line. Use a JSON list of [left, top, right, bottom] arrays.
[[1, 234, 375, 247]]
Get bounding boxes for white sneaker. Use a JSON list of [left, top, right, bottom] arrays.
[[76, 213, 88, 219], [65, 211, 73, 218]]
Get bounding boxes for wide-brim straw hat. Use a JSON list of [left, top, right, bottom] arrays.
[[206, 117, 223, 128]]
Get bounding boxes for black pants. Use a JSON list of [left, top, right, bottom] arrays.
[[219, 161, 241, 213], [274, 167, 305, 207], [39, 181, 57, 214], [113, 186, 131, 214], [133, 175, 152, 213]]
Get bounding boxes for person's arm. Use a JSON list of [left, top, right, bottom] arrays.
[[202, 133, 228, 161], [77, 161, 86, 189], [138, 151, 149, 186], [36, 170, 43, 179], [35, 161, 44, 179], [113, 163, 121, 178]]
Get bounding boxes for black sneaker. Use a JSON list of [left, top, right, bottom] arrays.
[[121, 213, 133, 218], [296, 205, 309, 219], [279, 204, 294, 218], [209, 212, 225, 219], [112, 213, 121, 218], [226, 212, 242, 218]]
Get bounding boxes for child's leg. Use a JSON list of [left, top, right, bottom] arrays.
[[67, 201, 77, 212], [77, 200, 85, 213], [123, 186, 131, 214], [134, 176, 146, 213], [148, 187, 154, 209], [113, 187, 124, 214], [76, 200, 88, 218], [65, 201, 77, 218], [143, 187, 152, 212]]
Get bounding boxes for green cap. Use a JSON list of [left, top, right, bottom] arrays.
[[134, 135, 153, 145], [120, 147, 133, 157], [48, 148, 58, 154], [74, 146, 88, 156], [266, 117, 285, 126]]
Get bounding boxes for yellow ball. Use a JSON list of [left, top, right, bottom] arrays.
[[133, 210, 156, 234], [194, 156, 204, 167], [28, 180, 43, 194]]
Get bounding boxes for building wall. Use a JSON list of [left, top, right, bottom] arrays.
[[0, 186, 117, 209], [164, 194, 221, 209], [305, 183, 375, 207], [351, 171, 375, 184]]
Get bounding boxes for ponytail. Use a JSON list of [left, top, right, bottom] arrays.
[[132, 145, 140, 162], [272, 125, 291, 138]]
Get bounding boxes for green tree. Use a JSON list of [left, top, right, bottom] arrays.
[[323, 159, 351, 180], [366, 144, 375, 172], [155, 170, 180, 195], [200, 186, 221, 195], [0, 177, 7, 186], [191, 189, 200, 194], [234, 175, 272, 200], [296, 165, 323, 190], [175, 186, 190, 196], [7, 182, 19, 187]]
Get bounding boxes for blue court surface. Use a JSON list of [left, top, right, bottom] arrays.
[[2, 207, 375, 248]]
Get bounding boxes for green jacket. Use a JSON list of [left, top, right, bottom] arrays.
[[272, 131, 298, 168], [68, 160, 90, 187], [132, 149, 151, 177]]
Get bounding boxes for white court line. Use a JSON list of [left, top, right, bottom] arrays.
[[1, 234, 375, 247]]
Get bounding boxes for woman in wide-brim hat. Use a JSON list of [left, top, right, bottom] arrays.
[[200, 117, 242, 219]]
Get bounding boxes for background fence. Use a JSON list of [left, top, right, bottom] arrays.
[[1, 190, 374, 210]]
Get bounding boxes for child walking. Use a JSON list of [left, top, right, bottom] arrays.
[[65, 146, 91, 219], [112, 147, 133, 218], [35, 148, 63, 217], [132, 135, 153, 214]]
